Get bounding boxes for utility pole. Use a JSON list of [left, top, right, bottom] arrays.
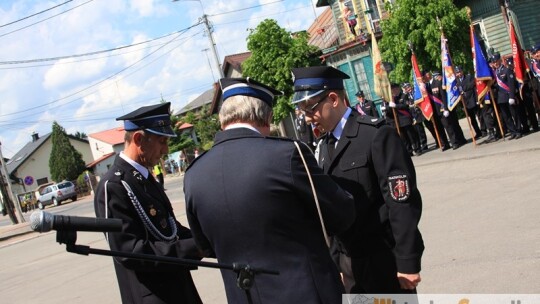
[[0, 142, 25, 223], [202, 48, 216, 82], [200, 14, 224, 79]]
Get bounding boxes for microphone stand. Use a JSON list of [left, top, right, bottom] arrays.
[[56, 230, 279, 304]]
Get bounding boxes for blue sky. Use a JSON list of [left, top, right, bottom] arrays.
[[0, 0, 325, 158]]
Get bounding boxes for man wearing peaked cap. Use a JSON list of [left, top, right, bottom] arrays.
[[184, 77, 354, 303], [94, 102, 203, 304], [491, 51, 523, 139], [291, 66, 425, 294], [354, 90, 379, 118]]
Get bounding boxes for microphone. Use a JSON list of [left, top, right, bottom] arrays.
[[30, 210, 123, 233]]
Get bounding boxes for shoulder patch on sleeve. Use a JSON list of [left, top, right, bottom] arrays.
[[388, 174, 410, 202]]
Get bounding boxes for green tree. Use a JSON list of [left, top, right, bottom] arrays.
[[179, 105, 220, 151], [72, 131, 87, 139], [242, 19, 321, 123], [380, 0, 471, 83], [49, 121, 86, 182]]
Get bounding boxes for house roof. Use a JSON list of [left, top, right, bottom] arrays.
[[88, 127, 125, 145], [86, 151, 116, 168], [175, 87, 215, 116], [222, 52, 251, 76], [6, 133, 89, 176]]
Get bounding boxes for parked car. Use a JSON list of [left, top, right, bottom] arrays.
[[36, 181, 77, 210]]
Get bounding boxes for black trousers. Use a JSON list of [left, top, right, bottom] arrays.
[[498, 102, 520, 135], [467, 106, 482, 137]]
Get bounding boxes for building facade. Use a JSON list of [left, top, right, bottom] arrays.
[[314, 0, 395, 110], [455, 0, 540, 57]]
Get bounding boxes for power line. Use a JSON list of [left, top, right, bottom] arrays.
[[0, 0, 74, 29], [0, 27, 192, 65], [208, 0, 284, 17], [0, 0, 94, 39], [0, 26, 204, 120], [214, 4, 312, 26]]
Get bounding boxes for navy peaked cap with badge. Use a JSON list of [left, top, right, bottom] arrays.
[[432, 71, 441, 77], [454, 66, 463, 73], [291, 66, 350, 104], [219, 77, 282, 107], [355, 90, 364, 97], [116, 102, 176, 137], [401, 82, 411, 88], [531, 44, 540, 54], [489, 53, 501, 62]]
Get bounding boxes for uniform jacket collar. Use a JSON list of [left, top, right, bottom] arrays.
[[213, 127, 264, 146]]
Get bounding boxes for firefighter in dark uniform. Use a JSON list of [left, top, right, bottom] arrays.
[[354, 90, 380, 118], [422, 71, 451, 150], [291, 66, 424, 294], [530, 44, 540, 128], [185, 78, 355, 304], [94, 102, 202, 304], [455, 66, 483, 139], [431, 71, 467, 149], [490, 53, 522, 139]]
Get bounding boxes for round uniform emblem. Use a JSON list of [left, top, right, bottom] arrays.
[[149, 207, 157, 217]]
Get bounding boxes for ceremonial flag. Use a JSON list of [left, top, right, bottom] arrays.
[[441, 33, 461, 111], [371, 31, 392, 103], [411, 52, 433, 120], [509, 19, 527, 98], [470, 25, 493, 103]]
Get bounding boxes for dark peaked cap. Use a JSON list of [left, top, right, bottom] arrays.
[[219, 77, 282, 107], [291, 66, 350, 104], [116, 102, 176, 137]]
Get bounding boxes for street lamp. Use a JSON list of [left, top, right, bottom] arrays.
[[172, 0, 224, 79]]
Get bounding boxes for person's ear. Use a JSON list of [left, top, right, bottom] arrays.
[[132, 131, 144, 146], [328, 91, 339, 107]]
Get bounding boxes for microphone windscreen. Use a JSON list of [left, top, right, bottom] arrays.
[[29, 210, 53, 232]]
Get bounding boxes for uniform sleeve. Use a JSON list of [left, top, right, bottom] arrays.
[[94, 180, 201, 272], [371, 126, 424, 273], [184, 188, 216, 258], [290, 141, 356, 236]]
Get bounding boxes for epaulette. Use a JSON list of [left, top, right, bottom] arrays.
[[109, 169, 125, 182], [356, 115, 386, 127]]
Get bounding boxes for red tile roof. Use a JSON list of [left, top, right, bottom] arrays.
[[89, 127, 125, 145]]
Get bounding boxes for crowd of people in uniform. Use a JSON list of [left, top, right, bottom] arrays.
[[90, 44, 540, 304], [295, 45, 540, 157]]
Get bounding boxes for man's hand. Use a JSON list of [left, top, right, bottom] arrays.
[[397, 272, 421, 290], [509, 98, 516, 105], [443, 110, 450, 117], [389, 101, 397, 108]]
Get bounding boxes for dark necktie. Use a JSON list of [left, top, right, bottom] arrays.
[[327, 133, 337, 159]]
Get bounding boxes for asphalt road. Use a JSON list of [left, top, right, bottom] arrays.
[[1, 128, 540, 303]]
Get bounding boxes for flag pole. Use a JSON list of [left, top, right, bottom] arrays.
[[489, 89, 506, 141], [460, 91, 477, 146]]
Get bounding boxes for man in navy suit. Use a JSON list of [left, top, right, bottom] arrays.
[[94, 102, 202, 304], [184, 78, 355, 304]]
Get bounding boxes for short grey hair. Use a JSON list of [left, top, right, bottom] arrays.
[[219, 95, 273, 128]]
